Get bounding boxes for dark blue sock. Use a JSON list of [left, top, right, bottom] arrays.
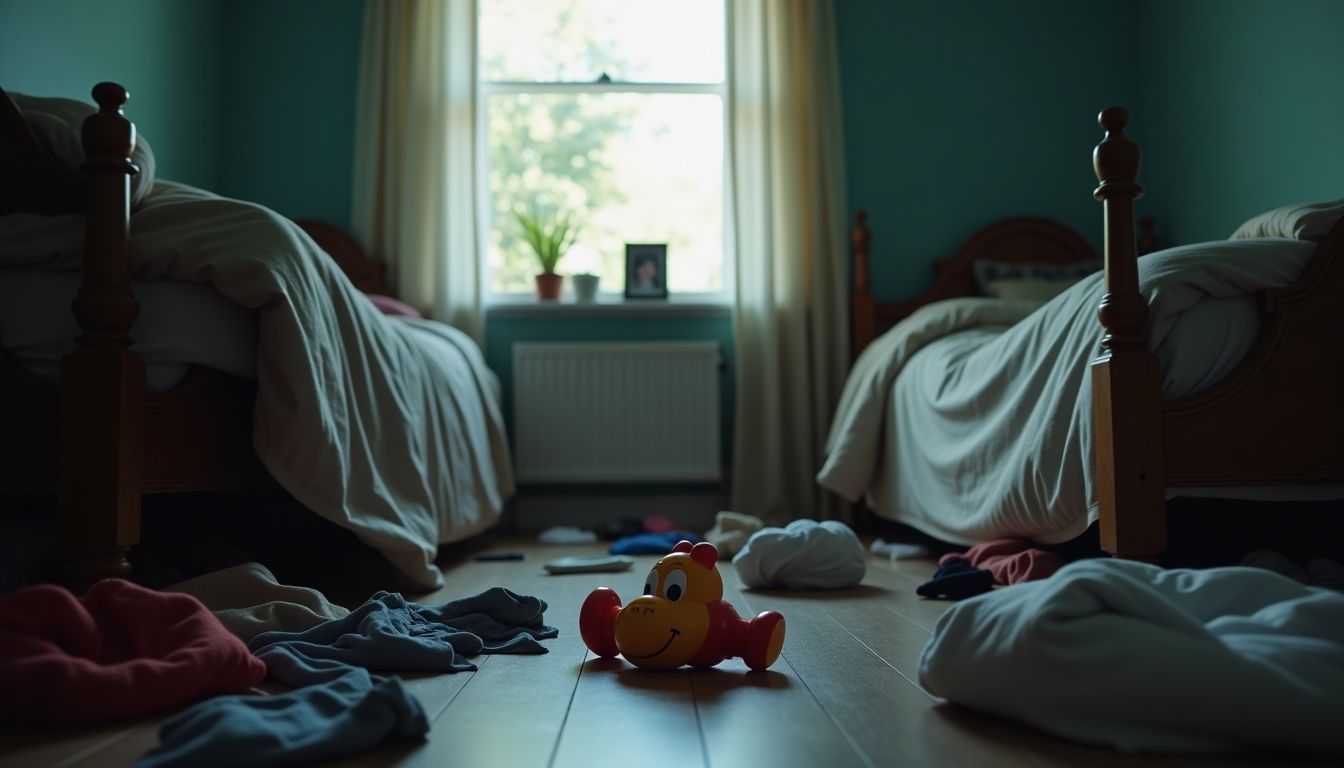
[[916, 557, 995, 600], [608, 531, 703, 555]]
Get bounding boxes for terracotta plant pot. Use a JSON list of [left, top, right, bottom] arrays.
[[535, 272, 564, 300]]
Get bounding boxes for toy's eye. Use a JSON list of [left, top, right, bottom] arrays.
[[664, 569, 687, 602], [643, 569, 658, 596]]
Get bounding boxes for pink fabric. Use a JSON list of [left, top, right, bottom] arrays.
[[0, 579, 267, 724], [644, 515, 678, 534], [365, 293, 423, 318], [938, 538, 1065, 585]]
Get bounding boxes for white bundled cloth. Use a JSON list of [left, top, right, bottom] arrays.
[[918, 559, 1344, 754], [732, 520, 866, 590]]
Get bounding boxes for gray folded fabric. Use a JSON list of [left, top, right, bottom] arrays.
[[168, 562, 350, 641], [248, 587, 559, 673]]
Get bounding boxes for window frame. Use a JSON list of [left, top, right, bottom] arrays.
[[475, 16, 731, 306]]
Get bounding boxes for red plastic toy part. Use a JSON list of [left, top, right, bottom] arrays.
[[577, 541, 786, 671]]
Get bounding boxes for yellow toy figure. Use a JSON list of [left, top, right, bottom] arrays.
[[578, 540, 786, 671]]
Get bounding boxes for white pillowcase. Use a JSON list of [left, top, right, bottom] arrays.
[[972, 259, 1101, 302], [1230, 199, 1344, 242], [10, 92, 156, 208]]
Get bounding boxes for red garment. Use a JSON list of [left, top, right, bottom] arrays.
[[939, 538, 1065, 585], [0, 579, 267, 723]]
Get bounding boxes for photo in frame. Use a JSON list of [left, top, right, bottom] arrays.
[[624, 243, 668, 299]]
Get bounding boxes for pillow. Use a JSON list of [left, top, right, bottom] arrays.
[[365, 293, 423, 318], [8, 91, 157, 208], [972, 259, 1101, 302], [0, 86, 82, 214], [1230, 199, 1344, 242]]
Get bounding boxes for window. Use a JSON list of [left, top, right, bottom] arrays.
[[479, 0, 727, 299]]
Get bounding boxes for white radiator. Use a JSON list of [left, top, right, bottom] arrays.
[[513, 341, 722, 483]]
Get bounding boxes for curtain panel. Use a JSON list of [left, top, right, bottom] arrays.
[[351, 0, 484, 341], [728, 0, 850, 523]]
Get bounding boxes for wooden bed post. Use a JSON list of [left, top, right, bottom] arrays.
[[851, 211, 875, 359], [57, 82, 144, 590], [1091, 107, 1165, 560]]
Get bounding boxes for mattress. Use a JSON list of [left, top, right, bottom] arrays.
[[0, 268, 257, 392]]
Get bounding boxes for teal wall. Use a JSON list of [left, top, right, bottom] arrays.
[[485, 313, 736, 465], [0, 0, 362, 229], [10, 0, 1336, 478], [217, 0, 364, 230], [1137, 0, 1344, 246], [0, 0, 223, 190], [835, 0, 1140, 302]]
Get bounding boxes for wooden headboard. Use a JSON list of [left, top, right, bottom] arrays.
[[850, 215, 1096, 357], [295, 219, 393, 297]]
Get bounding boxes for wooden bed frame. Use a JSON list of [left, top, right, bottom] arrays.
[[0, 83, 394, 589], [8, 84, 1342, 582], [851, 107, 1344, 561]]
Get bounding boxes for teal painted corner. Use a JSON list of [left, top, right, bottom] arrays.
[[0, 0, 226, 191]]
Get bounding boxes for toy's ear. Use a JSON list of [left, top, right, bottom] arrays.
[[672, 539, 694, 554], [690, 542, 718, 569]]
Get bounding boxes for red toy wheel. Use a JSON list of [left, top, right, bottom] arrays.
[[741, 611, 785, 671], [579, 588, 623, 658]]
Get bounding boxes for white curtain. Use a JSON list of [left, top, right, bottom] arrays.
[[351, 0, 484, 341], [728, 0, 850, 523]]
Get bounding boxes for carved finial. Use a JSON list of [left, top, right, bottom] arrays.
[[851, 210, 871, 258], [83, 82, 137, 170], [851, 210, 872, 295], [1094, 106, 1142, 201], [91, 82, 129, 113], [1098, 106, 1128, 134]]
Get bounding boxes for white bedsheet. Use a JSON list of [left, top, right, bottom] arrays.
[[0, 181, 514, 589], [0, 268, 257, 392], [817, 238, 1316, 545], [918, 559, 1344, 754]]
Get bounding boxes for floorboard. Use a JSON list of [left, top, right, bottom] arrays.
[[1, 533, 1332, 767]]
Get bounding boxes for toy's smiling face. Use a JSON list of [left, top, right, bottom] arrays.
[[614, 548, 723, 670]]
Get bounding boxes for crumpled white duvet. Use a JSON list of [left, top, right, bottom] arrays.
[[918, 559, 1344, 754], [817, 238, 1315, 545], [0, 182, 514, 589]]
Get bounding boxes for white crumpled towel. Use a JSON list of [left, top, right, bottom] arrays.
[[732, 520, 866, 590], [919, 558, 1344, 754]]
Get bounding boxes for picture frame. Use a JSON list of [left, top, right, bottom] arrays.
[[624, 243, 668, 299]]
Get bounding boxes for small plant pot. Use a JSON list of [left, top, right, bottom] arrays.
[[535, 272, 564, 300], [572, 273, 600, 303]]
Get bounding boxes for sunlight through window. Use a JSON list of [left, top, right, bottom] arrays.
[[479, 0, 726, 299]]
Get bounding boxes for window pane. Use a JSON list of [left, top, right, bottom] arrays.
[[480, 0, 724, 84], [486, 93, 723, 295]]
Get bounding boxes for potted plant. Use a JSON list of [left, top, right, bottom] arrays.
[[514, 206, 576, 300]]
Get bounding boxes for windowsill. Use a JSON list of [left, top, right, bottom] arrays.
[[486, 295, 731, 318]]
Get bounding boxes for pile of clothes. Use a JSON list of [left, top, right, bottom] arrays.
[[0, 564, 557, 767]]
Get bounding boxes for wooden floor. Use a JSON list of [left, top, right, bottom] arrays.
[[0, 535, 1330, 767]]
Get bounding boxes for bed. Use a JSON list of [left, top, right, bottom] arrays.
[[0, 83, 514, 590], [824, 107, 1344, 560]]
